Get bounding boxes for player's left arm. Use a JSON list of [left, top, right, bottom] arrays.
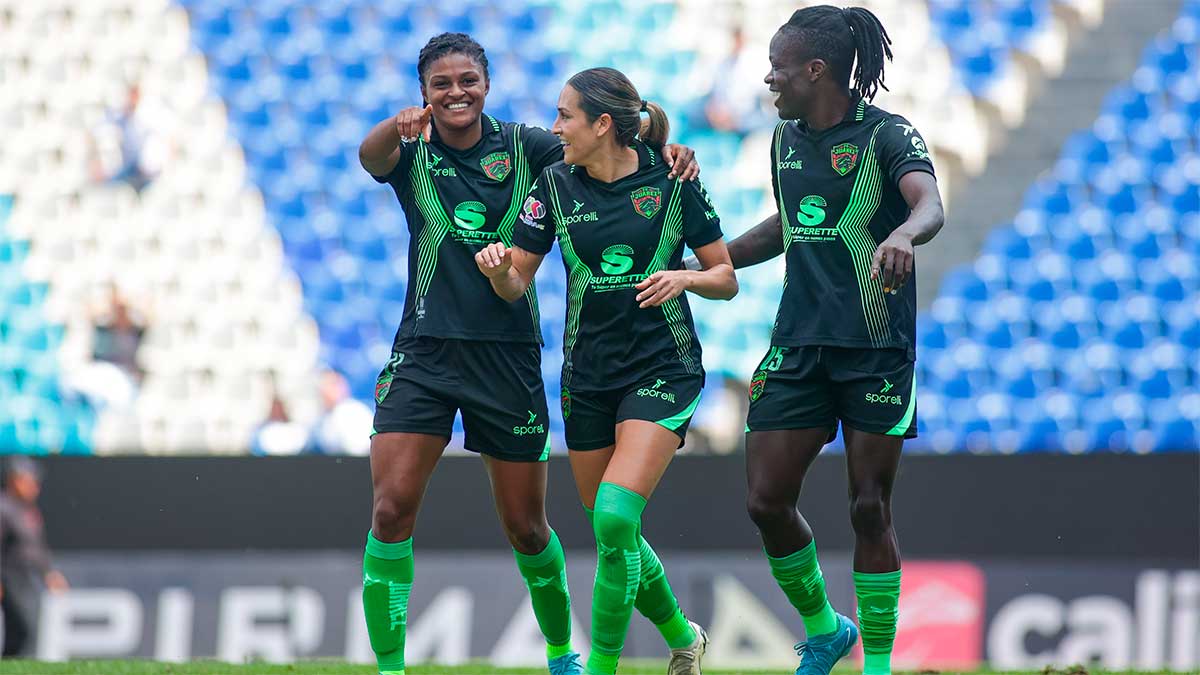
[[636, 179, 737, 307], [869, 117, 945, 293], [870, 171, 944, 293]]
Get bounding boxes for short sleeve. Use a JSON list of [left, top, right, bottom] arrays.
[[876, 115, 935, 186], [368, 142, 417, 198], [680, 178, 723, 250], [522, 126, 565, 175], [512, 174, 556, 255]]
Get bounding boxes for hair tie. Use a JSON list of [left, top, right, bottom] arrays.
[[640, 100, 648, 112]]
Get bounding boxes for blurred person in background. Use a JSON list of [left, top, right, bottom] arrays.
[[357, 32, 700, 675], [63, 286, 146, 413], [308, 369, 372, 455], [251, 395, 310, 456], [477, 66, 737, 675], [86, 84, 174, 193], [698, 26, 776, 134], [0, 457, 68, 658], [707, 7, 946, 675]]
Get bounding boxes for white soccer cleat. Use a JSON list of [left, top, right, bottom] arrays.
[[667, 621, 708, 675]]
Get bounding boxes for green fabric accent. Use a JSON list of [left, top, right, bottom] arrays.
[[656, 610, 695, 650], [495, 125, 540, 329], [854, 569, 901, 668], [378, 670, 404, 675], [589, 483, 647, 668], [363, 532, 415, 670], [834, 120, 892, 347], [655, 391, 702, 432], [513, 530, 572, 649], [864, 652, 891, 675], [767, 541, 838, 637], [538, 436, 552, 462], [366, 532, 413, 560], [546, 642, 572, 659], [547, 173, 592, 385], [408, 143, 453, 301], [885, 377, 918, 436], [744, 423, 752, 433]]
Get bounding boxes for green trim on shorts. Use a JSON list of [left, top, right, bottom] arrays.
[[885, 376, 918, 436], [538, 436, 552, 462], [744, 423, 751, 433], [655, 392, 702, 432]]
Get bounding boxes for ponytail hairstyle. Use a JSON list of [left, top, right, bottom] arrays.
[[566, 67, 670, 150], [779, 5, 893, 101]]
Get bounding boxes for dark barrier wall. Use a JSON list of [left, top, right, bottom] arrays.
[[38, 453, 1199, 561]]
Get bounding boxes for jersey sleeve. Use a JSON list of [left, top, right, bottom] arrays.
[[522, 126, 565, 175], [369, 142, 417, 197], [877, 115, 935, 186], [512, 173, 557, 255], [680, 178, 724, 250]]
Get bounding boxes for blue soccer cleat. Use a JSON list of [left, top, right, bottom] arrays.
[[548, 651, 585, 675], [794, 613, 858, 675]]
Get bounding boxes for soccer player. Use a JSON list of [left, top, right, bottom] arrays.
[[475, 67, 738, 675], [357, 34, 701, 675], [691, 7, 945, 675]]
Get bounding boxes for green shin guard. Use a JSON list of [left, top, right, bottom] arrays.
[[362, 532, 414, 674], [512, 529, 573, 656], [855, 569, 901, 675], [587, 483, 646, 675], [767, 540, 839, 637]]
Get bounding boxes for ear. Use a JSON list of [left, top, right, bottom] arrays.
[[483, 76, 491, 95], [594, 112, 613, 138], [808, 58, 827, 83], [419, 83, 428, 106]]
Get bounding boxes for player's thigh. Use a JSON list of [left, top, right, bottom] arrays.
[[602, 419, 682, 500], [745, 427, 832, 506], [368, 432, 447, 527], [829, 347, 917, 440], [482, 454, 549, 527], [843, 426, 903, 499], [569, 443, 615, 510], [564, 387, 621, 509], [456, 341, 552, 462], [746, 345, 836, 434]]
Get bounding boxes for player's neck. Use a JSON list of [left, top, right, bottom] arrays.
[[434, 118, 483, 151], [803, 90, 852, 131], [583, 144, 639, 184]]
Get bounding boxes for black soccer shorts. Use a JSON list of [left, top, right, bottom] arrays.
[[372, 336, 551, 461], [561, 372, 704, 451], [745, 345, 917, 438]]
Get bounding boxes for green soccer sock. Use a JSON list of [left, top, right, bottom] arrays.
[[584, 506, 696, 649], [854, 569, 901, 675], [512, 529, 573, 659], [362, 531, 414, 675], [767, 540, 839, 638], [587, 482, 646, 675]]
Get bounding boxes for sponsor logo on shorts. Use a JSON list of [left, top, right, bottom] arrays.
[[636, 378, 675, 403], [749, 370, 767, 401], [865, 379, 903, 405], [560, 389, 572, 420], [375, 352, 405, 404], [513, 410, 545, 436]]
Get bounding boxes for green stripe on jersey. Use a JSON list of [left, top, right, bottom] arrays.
[[835, 120, 892, 347], [409, 143, 453, 303], [645, 180, 697, 374], [546, 172, 592, 386], [495, 125, 540, 330]]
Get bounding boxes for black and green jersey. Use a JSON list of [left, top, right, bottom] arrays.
[[513, 142, 723, 390], [770, 98, 935, 357], [371, 113, 563, 343]]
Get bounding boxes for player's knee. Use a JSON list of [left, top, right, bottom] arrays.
[[746, 492, 792, 531], [501, 515, 550, 554], [591, 509, 639, 559], [849, 493, 890, 537], [371, 490, 419, 540]]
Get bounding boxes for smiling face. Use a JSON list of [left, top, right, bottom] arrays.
[[420, 52, 489, 134], [765, 30, 822, 120], [551, 84, 611, 166]]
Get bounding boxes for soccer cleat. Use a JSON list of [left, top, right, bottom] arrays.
[[548, 651, 585, 675], [794, 613, 858, 675], [667, 620, 708, 675]]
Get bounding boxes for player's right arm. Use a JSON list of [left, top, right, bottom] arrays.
[[723, 212, 784, 268], [475, 243, 544, 302], [358, 106, 432, 177]]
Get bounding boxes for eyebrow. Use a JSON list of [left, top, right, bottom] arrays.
[[556, 107, 569, 114]]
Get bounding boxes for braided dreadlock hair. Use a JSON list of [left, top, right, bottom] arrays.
[[779, 5, 893, 101]]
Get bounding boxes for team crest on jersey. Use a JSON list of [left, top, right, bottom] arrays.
[[480, 151, 511, 182], [749, 370, 767, 401], [630, 186, 662, 219], [831, 142, 859, 176]]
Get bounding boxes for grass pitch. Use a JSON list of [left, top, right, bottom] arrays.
[[0, 662, 1177, 675]]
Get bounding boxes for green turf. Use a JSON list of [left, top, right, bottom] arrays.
[[0, 662, 1177, 675]]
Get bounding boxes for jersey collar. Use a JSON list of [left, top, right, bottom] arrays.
[[796, 96, 868, 134]]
